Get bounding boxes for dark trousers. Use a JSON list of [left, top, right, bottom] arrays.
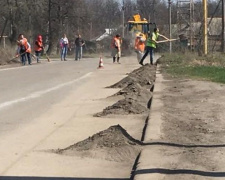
[[35, 51, 42, 62], [27, 53, 31, 64], [75, 46, 82, 60], [139, 46, 154, 65]]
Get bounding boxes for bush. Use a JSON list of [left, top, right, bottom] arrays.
[[0, 45, 18, 65]]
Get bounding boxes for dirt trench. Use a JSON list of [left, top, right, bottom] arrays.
[[54, 64, 157, 177]]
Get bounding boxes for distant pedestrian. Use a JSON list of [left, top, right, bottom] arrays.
[[139, 28, 169, 65], [75, 34, 85, 60], [111, 34, 122, 63], [34, 35, 43, 63], [134, 33, 146, 63], [16, 34, 32, 65], [60, 34, 69, 61]]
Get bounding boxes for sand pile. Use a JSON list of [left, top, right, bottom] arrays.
[[56, 125, 142, 162]]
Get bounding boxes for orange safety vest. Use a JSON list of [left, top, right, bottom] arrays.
[[17, 37, 30, 54], [34, 35, 43, 52], [134, 37, 145, 52], [26, 42, 31, 53], [111, 37, 121, 50]]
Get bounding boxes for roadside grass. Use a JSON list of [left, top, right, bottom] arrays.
[[159, 52, 225, 83], [0, 46, 18, 65]]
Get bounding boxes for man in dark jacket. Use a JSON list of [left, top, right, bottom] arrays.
[[75, 34, 85, 60]]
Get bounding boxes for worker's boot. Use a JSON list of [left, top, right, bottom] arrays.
[[113, 57, 116, 63], [117, 57, 120, 64], [139, 60, 144, 66]]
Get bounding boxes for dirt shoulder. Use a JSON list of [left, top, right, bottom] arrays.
[[159, 74, 225, 179]]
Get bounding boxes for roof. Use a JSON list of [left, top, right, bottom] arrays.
[[95, 29, 117, 41]]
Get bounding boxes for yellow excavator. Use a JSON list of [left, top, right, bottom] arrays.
[[122, 14, 156, 55], [127, 13, 156, 40]]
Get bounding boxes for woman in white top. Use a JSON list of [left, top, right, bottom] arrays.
[[60, 34, 69, 61]]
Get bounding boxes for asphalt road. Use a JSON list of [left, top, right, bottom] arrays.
[[0, 55, 143, 178], [0, 58, 99, 136]]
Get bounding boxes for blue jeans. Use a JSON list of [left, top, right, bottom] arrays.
[[35, 51, 41, 62], [61, 45, 68, 60], [139, 46, 154, 65], [21, 53, 26, 65], [20, 52, 31, 65], [75, 46, 82, 60]]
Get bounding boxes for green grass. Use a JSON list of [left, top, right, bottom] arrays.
[[159, 52, 225, 84], [167, 65, 225, 83]]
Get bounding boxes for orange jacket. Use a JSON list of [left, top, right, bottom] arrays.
[[34, 35, 43, 52], [134, 37, 145, 52], [26, 42, 31, 53], [111, 37, 121, 50], [17, 37, 31, 54]]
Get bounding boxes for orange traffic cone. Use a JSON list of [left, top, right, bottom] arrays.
[[98, 57, 104, 68]]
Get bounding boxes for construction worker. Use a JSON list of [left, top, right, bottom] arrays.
[[111, 34, 122, 63], [60, 34, 69, 61], [139, 28, 169, 65], [134, 33, 146, 62], [16, 34, 32, 65], [34, 35, 44, 63]]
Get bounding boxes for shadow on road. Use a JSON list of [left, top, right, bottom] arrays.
[[0, 177, 129, 180], [134, 168, 225, 177], [143, 141, 225, 148]]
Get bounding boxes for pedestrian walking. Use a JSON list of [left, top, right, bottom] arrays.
[[60, 34, 69, 61], [34, 35, 43, 63], [134, 33, 146, 63], [75, 34, 85, 60], [139, 28, 169, 65], [16, 34, 32, 65], [111, 34, 122, 63]]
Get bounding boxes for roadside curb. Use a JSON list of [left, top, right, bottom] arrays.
[[133, 64, 166, 180]]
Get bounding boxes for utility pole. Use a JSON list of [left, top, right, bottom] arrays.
[[168, 0, 172, 53], [222, 0, 225, 52], [89, 22, 92, 40], [153, 0, 156, 23], [47, 0, 52, 54], [122, 0, 125, 38], [203, 0, 208, 55]]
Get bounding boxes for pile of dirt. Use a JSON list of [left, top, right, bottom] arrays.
[[109, 64, 156, 89], [56, 125, 142, 162], [94, 98, 148, 117], [114, 82, 153, 108], [95, 64, 156, 117]]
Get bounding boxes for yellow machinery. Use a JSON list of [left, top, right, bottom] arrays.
[[127, 14, 156, 39], [122, 14, 156, 55]]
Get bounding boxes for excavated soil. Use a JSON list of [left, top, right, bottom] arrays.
[[94, 98, 148, 117], [94, 64, 156, 117], [109, 64, 156, 89], [114, 82, 153, 108], [56, 125, 142, 163]]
